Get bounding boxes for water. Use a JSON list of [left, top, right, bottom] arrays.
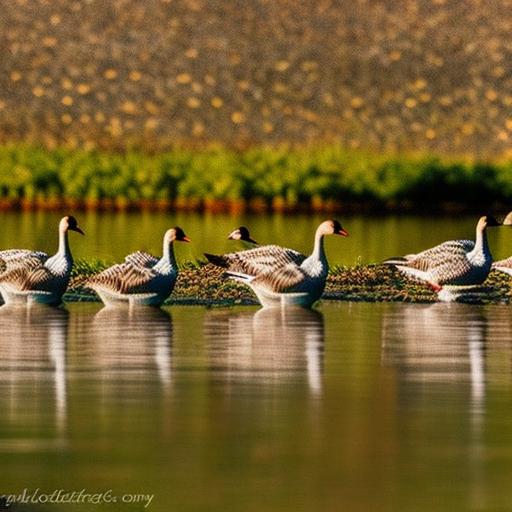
[[2, 301, 512, 511], [2, 211, 512, 266]]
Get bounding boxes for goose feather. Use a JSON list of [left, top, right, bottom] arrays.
[[124, 251, 159, 268], [88, 263, 173, 295], [492, 256, 512, 276], [206, 245, 305, 276]]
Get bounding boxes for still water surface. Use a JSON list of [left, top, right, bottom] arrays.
[[2, 211, 512, 265], [2, 302, 512, 511]]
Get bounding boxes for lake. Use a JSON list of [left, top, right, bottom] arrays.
[[2, 211, 512, 267], [1, 301, 512, 511]]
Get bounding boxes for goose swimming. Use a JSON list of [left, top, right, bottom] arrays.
[[0, 216, 84, 306], [87, 227, 190, 307], [384, 215, 501, 297], [205, 219, 348, 308]]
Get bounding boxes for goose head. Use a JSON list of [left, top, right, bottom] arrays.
[[227, 226, 258, 244], [317, 219, 349, 237], [477, 215, 501, 231], [502, 211, 512, 226], [60, 215, 85, 235], [165, 227, 191, 243]]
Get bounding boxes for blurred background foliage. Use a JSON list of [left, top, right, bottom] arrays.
[[0, 145, 508, 212], [2, 0, 512, 210]]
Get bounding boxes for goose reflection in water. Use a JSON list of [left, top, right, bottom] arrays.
[[204, 307, 324, 395], [381, 303, 489, 504], [0, 305, 68, 449], [89, 306, 173, 391], [381, 303, 486, 406]]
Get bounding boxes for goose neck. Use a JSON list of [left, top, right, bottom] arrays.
[[311, 228, 327, 264], [57, 228, 71, 259], [474, 224, 489, 254], [161, 238, 177, 267]]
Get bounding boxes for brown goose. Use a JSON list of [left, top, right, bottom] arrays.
[[87, 227, 190, 307], [205, 220, 348, 308], [384, 215, 501, 298], [0, 216, 84, 306]]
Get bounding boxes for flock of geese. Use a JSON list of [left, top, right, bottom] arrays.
[[1, 213, 512, 308]]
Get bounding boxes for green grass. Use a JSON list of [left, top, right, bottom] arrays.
[[0, 144, 511, 212]]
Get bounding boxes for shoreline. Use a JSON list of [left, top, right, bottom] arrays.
[[65, 262, 512, 306], [0, 198, 508, 215]]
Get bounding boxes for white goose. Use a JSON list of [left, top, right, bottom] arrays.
[[87, 227, 190, 307], [205, 219, 349, 308], [0, 216, 84, 306], [384, 215, 501, 297]]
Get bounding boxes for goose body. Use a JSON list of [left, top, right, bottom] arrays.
[[206, 220, 348, 308], [384, 215, 500, 295], [87, 227, 190, 307], [0, 216, 84, 306]]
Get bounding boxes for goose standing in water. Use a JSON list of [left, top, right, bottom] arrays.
[[87, 227, 190, 307], [384, 215, 501, 299], [205, 219, 349, 308], [0, 216, 84, 306]]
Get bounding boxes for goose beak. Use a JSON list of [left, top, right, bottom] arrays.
[[181, 235, 191, 243], [227, 230, 239, 240], [337, 228, 349, 237], [72, 226, 85, 235]]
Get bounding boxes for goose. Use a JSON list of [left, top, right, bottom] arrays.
[[205, 219, 349, 308], [383, 215, 501, 297], [227, 226, 258, 246], [491, 211, 512, 276], [0, 216, 84, 306], [87, 227, 190, 307]]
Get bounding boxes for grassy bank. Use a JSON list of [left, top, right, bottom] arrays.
[[67, 260, 512, 306], [1, 145, 512, 213]]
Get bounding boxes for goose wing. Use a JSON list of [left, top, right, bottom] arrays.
[[250, 262, 307, 293], [205, 245, 306, 277], [0, 264, 59, 291], [88, 263, 158, 294], [0, 249, 48, 271], [493, 256, 512, 269], [406, 240, 473, 271], [386, 240, 473, 270], [386, 239, 474, 284], [124, 251, 159, 268]]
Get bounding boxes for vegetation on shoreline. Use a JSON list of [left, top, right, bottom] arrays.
[[1, 145, 512, 213], [67, 259, 512, 306]]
